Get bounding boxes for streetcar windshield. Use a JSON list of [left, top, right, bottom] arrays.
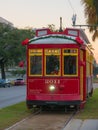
[[46, 55, 60, 75], [45, 49, 61, 76]]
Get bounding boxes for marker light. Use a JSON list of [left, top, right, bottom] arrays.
[[49, 85, 55, 91]]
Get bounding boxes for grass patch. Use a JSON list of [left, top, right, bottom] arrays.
[[76, 88, 98, 119], [0, 102, 31, 130]]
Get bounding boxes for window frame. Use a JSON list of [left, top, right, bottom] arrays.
[[29, 49, 43, 76], [62, 48, 78, 77], [44, 48, 61, 76]]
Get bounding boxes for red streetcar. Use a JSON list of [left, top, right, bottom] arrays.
[[22, 26, 94, 109]]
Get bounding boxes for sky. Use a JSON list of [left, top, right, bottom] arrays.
[[0, 0, 98, 62]]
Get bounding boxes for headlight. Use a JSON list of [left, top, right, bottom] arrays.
[[49, 85, 55, 91]]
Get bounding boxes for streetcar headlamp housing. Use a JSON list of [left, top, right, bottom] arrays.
[[49, 85, 55, 91]]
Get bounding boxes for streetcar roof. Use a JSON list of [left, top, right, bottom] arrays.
[[29, 28, 90, 45], [22, 28, 90, 46], [29, 34, 77, 44]]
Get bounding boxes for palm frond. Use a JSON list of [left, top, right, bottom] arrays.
[[81, 0, 98, 41]]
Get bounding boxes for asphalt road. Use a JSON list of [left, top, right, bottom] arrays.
[[0, 85, 26, 109]]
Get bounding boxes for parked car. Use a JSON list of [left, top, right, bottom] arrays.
[[0, 79, 11, 87], [14, 78, 25, 86]]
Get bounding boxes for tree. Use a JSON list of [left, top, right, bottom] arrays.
[[47, 24, 62, 32], [0, 23, 35, 79], [93, 0, 98, 15], [0, 23, 12, 79], [48, 24, 57, 32], [81, 0, 98, 41]]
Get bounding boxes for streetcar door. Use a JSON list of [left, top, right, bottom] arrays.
[[80, 49, 86, 101]]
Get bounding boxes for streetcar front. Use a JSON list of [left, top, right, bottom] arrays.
[[22, 28, 85, 109]]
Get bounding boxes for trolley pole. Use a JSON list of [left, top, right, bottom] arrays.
[[59, 17, 63, 32], [72, 14, 98, 28], [72, 24, 98, 28]]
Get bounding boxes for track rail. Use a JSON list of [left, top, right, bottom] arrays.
[[62, 110, 78, 130]]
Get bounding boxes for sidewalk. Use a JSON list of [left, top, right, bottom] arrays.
[[64, 119, 98, 130]]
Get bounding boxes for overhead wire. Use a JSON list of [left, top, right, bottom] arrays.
[[67, 0, 81, 24], [67, 0, 75, 14]]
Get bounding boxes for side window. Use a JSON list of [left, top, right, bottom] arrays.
[[29, 49, 42, 76], [45, 49, 61, 76], [63, 49, 78, 76], [64, 56, 76, 74]]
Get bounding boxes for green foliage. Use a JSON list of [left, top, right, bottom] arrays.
[[93, 66, 98, 77], [93, 0, 98, 16], [76, 88, 98, 119], [81, 0, 98, 41], [11, 69, 26, 76], [0, 23, 35, 65], [0, 23, 35, 78], [93, 77, 98, 83], [48, 24, 59, 32]]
